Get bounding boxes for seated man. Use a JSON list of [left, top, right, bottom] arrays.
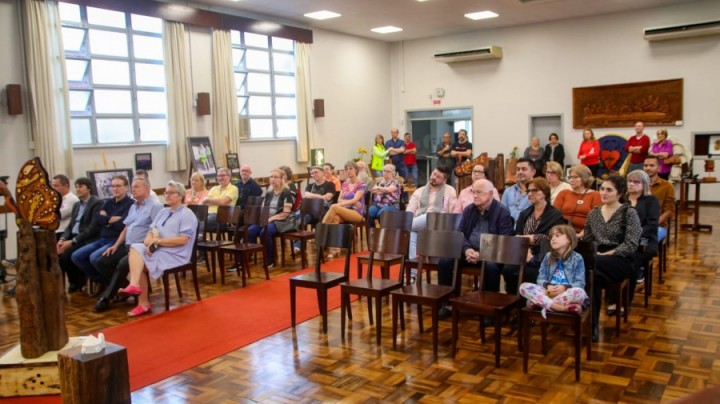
[[51, 174, 79, 239], [292, 166, 335, 253], [56, 177, 103, 292], [406, 164, 457, 258], [644, 156, 675, 242], [501, 158, 535, 222], [90, 177, 162, 312], [235, 164, 263, 209], [134, 170, 160, 203], [202, 167, 238, 231], [71, 175, 134, 291]]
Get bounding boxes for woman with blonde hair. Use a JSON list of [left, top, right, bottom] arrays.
[[577, 128, 601, 177], [184, 172, 209, 205], [553, 165, 601, 235], [524, 136, 545, 173], [545, 161, 571, 204], [371, 134, 389, 178]]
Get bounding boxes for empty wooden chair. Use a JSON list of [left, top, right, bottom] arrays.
[[217, 206, 271, 286], [340, 228, 410, 345], [450, 234, 530, 367], [289, 223, 353, 333], [356, 210, 413, 279], [402, 212, 461, 284], [280, 198, 325, 268], [390, 230, 464, 355], [196, 205, 240, 283]]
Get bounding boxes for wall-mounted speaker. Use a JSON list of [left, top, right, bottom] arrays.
[[6, 84, 22, 115], [313, 99, 324, 118], [196, 92, 210, 116]]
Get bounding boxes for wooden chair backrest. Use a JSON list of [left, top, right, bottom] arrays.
[[246, 195, 263, 207], [427, 212, 462, 231], [416, 230, 464, 288], [213, 205, 240, 240], [478, 234, 530, 266], [314, 223, 354, 277], [235, 205, 270, 243], [298, 197, 325, 227], [378, 210, 414, 231], [367, 228, 410, 279]]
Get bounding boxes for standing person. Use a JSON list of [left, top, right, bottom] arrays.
[[553, 165, 602, 235], [367, 164, 402, 228], [519, 225, 588, 318], [436, 132, 455, 181], [202, 167, 239, 231], [524, 136, 544, 173], [451, 129, 473, 183], [624, 121, 651, 173], [184, 172, 209, 205], [57, 177, 103, 292], [247, 169, 294, 268], [51, 174, 79, 239], [644, 156, 675, 243], [453, 164, 499, 214], [501, 158, 535, 222], [235, 164, 263, 209], [577, 127, 600, 177], [371, 134, 389, 178], [583, 174, 641, 341], [649, 129, 674, 180], [406, 165, 457, 258], [545, 161, 571, 204], [403, 132, 418, 185], [385, 128, 407, 179], [543, 133, 565, 170]]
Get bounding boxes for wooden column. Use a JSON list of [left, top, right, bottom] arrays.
[[57, 343, 131, 404]]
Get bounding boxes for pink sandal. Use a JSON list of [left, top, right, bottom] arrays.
[[118, 285, 142, 296], [128, 304, 152, 317]]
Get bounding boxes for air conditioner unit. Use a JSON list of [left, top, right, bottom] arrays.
[[433, 46, 503, 63], [644, 20, 720, 41]]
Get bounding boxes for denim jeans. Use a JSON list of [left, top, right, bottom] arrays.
[[247, 223, 279, 266], [406, 164, 418, 184], [367, 205, 399, 228], [71, 239, 114, 283]]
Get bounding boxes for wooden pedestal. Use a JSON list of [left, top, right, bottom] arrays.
[[57, 342, 131, 404]]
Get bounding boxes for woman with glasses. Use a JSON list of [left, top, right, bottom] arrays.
[[553, 165, 601, 236], [545, 161, 571, 204], [583, 174, 641, 341], [623, 169, 659, 299], [577, 127, 601, 177], [453, 164, 499, 213], [247, 168, 295, 268], [367, 164, 401, 228], [118, 181, 198, 317], [322, 161, 368, 258], [504, 177, 565, 294], [184, 171, 209, 205]]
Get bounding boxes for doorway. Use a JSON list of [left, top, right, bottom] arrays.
[[529, 114, 563, 152]]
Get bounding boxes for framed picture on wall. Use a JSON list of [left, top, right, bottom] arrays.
[[226, 153, 239, 170], [87, 169, 133, 200], [187, 137, 217, 179], [708, 135, 720, 156], [310, 148, 325, 167], [135, 153, 152, 171]]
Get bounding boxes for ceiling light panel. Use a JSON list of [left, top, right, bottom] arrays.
[[304, 10, 341, 20], [371, 26, 403, 34], [465, 11, 499, 21]]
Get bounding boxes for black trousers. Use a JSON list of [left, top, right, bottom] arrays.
[[593, 254, 634, 327], [59, 243, 85, 286], [93, 245, 130, 300], [502, 262, 540, 296], [438, 257, 502, 292]]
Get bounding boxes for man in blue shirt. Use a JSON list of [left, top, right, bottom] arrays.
[[71, 175, 133, 292], [235, 164, 263, 209], [385, 128, 407, 179], [501, 158, 535, 222], [91, 177, 162, 312]]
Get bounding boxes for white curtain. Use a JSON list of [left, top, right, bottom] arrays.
[[163, 21, 194, 172], [294, 42, 313, 163], [210, 29, 238, 163], [22, 0, 73, 176]]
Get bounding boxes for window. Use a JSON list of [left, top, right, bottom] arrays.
[[231, 31, 297, 140], [59, 3, 167, 146]]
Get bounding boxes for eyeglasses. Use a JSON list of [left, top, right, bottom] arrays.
[[627, 179, 642, 185], [472, 170, 485, 174], [567, 175, 580, 180], [527, 188, 542, 193], [545, 171, 557, 175], [110, 184, 125, 188], [163, 191, 178, 197]]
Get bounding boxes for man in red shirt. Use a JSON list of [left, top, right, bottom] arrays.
[[403, 132, 418, 185], [624, 121, 650, 173]]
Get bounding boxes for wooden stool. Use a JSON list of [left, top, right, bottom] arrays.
[[58, 342, 130, 404]]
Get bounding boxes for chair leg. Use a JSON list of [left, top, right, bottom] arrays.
[[317, 288, 328, 333], [375, 296, 382, 345], [541, 322, 548, 355], [217, 251, 225, 285], [399, 300, 405, 331], [494, 311, 502, 367], [431, 303, 439, 356], [367, 294, 374, 325], [162, 273, 170, 311], [417, 303, 424, 333], [290, 283, 297, 327], [357, 257, 363, 280], [281, 238, 287, 268], [174, 273, 183, 299], [301, 239, 308, 269], [451, 307, 459, 358], [522, 312, 531, 373], [191, 267, 201, 302], [623, 283, 629, 323], [392, 295, 399, 349], [340, 290, 348, 340], [575, 319, 582, 382], [586, 318, 592, 360]]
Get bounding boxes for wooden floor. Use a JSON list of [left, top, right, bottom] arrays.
[[2, 206, 720, 403]]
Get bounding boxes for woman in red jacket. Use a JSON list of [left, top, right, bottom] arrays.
[[577, 127, 600, 177]]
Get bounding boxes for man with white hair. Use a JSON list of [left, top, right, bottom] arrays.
[[235, 164, 263, 209], [202, 167, 238, 230]]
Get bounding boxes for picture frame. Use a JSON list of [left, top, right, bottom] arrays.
[[310, 148, 325, 167], [135, 153, 152, 171], [187, 137, 217, 179], [226, 153, 239, 171], [709, 135, 720, 156], [87, 169, 133, 200]]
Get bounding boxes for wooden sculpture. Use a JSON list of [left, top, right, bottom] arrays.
[[0, 157, 67, 358], [453, 152, 508, 193]]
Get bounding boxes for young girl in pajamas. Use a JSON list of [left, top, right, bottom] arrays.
[[519, 224, 588, 318]]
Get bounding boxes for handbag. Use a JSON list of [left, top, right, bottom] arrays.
[[274, 215, 299, 233]]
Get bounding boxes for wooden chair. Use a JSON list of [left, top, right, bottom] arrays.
[[606, 278, 629, 338], [289, 223, 353, 333], [196, 205, 240, 283], [281, 198, 325, 268], [402, 212, 462, 284], [340, 228, 410, 345], [390, 230, 464, 355], [449, 234, 530, 367], [356, 210, 413, 279], [521, 240, 595, 382], [161, 213, 206, 311], [217, 206, 271, 287]]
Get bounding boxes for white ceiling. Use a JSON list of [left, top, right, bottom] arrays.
[[181, 0, 700, 42]]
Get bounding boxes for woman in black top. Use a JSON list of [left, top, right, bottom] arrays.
[[505, 177, 566, 294], [625, 169, 659, 296], [247, 168, 294, 268], [543, 132, 565, 170]]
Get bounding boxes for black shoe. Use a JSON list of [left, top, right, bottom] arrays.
[[483, 316, 494, 327], [592, 325, 599, 342], [6, 287, 15, 296], [68, 283, 82, 293], [93, 297, 110, 313], [438, 307, 452, 320]]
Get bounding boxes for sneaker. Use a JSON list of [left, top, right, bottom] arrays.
[[267, 263, 274, 269], [293, 246, 301, 254], [227, 266, 238, 273], [637, 267, 645, 284]]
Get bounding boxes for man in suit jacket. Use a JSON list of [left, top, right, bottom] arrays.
[[57, 177, 103, 292]]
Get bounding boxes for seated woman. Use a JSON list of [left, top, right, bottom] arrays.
[[247, 168, 294, 268], [504, 177, 566, 295], [553, 164, 601, 236], [545, 161, 571, 205], [583, 174, 641, 341], [624, 169, 659, 297], [322, 161, 367, 257], [367, 164, 401, 228], [184, 171, 209, 205], [118, 181, 198, 317]]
